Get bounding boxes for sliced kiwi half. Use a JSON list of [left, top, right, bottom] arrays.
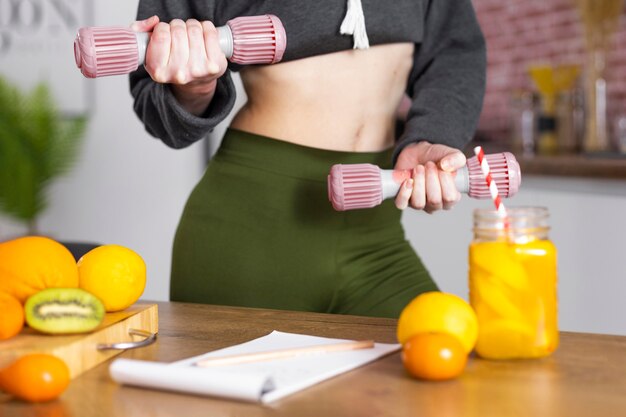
[[25, 288, 105, 334]]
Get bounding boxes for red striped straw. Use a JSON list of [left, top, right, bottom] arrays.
[[473, 146, 507, 215]]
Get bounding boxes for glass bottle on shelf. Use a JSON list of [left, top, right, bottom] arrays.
[[556, 87, 584, 154], [575, 0, 624, 153], [509, 91, 537, 157]]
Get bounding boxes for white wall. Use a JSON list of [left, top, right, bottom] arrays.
[[1, 0, 625, 336]]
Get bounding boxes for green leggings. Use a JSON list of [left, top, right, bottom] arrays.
[[170, 129, 437, 318]]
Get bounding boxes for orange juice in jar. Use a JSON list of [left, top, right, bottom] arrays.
[[469, 207, 558, 359]]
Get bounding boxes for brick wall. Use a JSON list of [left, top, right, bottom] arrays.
[[472, 0, 626, 143]]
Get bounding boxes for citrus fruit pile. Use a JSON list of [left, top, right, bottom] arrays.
[[0, 236, 147, 402], [397, 291, 478, 381]]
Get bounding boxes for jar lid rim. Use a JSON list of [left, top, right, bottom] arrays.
[[473, 206, 549, 219]]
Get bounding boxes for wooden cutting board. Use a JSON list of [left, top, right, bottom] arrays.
[[0, 303, 158, 379]]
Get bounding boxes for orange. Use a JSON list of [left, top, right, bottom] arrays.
[[0, 292, 24, 340], [397, 291, 478, 353], [402, 332, 468, 381], [77, 245, 146, 312], [0, 236, 79, 304], [0, 354, 70, 402]]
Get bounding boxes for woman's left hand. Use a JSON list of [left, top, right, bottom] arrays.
[[394, 141, 466, 213]]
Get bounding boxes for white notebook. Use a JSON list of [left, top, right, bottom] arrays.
[[110, 330, 400, 403]]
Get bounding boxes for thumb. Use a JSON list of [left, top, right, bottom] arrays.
[[439, 151, 466, 172], [130, 15, 159, 32]]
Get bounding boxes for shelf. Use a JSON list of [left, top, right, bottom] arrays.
[[467, 142, 626, 179], [517, 154, 626, 179]]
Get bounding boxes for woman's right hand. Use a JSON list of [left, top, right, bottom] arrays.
[[393, 141, 466, 213], [131, 16, 228, 115]]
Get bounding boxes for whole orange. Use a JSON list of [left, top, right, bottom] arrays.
[[0, 237, 79, 304], [0, 292, 24, 340], [0, 354, 70, 402], [402, 332, 468, 381], [78, 245, 146, 312], [397, 291, 478, 353]]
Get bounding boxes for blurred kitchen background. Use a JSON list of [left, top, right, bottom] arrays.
[[1, 0, 625, 335]]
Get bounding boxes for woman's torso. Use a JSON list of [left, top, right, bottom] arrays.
[[230, 42, 415, 152], [136, 0, 426, 151]]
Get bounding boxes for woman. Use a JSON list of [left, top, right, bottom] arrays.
[[130, 0, 486, 318]]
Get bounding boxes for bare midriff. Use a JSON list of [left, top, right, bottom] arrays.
[[230, 43, 415, 153]]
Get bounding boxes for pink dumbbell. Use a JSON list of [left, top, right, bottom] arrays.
[[328, 152, 521, 211], [74, 15, 286, 78]]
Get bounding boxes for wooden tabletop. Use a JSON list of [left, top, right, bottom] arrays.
[[3, 301, 626, 417]]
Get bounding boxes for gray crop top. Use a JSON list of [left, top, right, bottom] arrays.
[[130, 0, 486, 163]]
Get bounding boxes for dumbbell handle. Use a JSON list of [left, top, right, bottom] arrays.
[[130, 27, 235, 66], [379, 166, 472, 199]]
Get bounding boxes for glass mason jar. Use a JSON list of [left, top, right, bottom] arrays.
[[469, 207, 559, 359]]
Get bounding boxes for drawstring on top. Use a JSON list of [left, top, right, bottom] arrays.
[[340, 0, 370, 49]]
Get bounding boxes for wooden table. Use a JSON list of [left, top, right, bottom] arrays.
[[3, 302, 626, 417]]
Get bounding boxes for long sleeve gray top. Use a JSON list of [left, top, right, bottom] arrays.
[[130, 0, 486, 162]]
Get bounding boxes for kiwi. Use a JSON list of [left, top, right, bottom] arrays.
[[24, 288, 105, 334]]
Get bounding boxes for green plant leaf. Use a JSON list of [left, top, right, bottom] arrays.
[[0, 76, 88, 226], [48, 115, 87, 178]]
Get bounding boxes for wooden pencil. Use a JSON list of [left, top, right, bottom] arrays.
[[195, 339, 375, 367]]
